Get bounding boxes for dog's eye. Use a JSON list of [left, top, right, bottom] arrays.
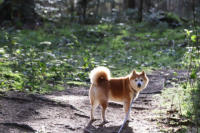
[[141, 79, 143, 82], [135, 79, 137, 82]]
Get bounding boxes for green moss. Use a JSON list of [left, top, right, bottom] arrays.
[[166, 12, 182, 23]]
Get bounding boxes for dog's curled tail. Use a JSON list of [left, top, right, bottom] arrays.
[[89, 66, 111, 85]]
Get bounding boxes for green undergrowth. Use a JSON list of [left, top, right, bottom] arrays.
[[0, 21, 186, 93], [158, 82, 200, 132], [157, 27, 200, 132]]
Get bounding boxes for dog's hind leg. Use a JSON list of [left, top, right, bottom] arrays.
[[100, 99, 108, 122], [90, 100, 99, 121], [89, 84, 99, 121]]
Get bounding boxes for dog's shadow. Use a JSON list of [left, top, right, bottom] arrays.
[[84, 120, 134, 133]]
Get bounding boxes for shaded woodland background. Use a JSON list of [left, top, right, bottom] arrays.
[[0, 0, 200, 25]]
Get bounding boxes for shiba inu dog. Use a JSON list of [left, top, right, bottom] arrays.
[[89, 66, 149, 122]]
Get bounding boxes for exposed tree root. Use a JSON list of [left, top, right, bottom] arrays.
[[29, 94, 84, 112], [0, 94, 84, 113], [0, 95, 32, 103], [65, 125, 81, 131], [109, 102, 151, 110], [84, 128, 94, 133], [140, 90, 162, 94], [74, 112, 90, 119], [0, 122, 35, 132]]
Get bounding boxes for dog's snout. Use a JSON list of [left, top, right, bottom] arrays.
[[138, 83, 141, 87]]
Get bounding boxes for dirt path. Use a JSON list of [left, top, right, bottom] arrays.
[[0, 70, 187, 133]]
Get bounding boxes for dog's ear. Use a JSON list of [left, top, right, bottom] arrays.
[[141, 70, 146, 76], [132, 70, 137, 75]]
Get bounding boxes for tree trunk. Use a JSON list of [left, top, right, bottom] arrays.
[[128, 0, 135, 8], [70, 0, 75, 22], [124, 0, 135, 9], [82, 0, 87, 22], [0, 0, 40, 26], [111, 0, 115, 10], [95, 0, 100, 17], [145, 0, 151, 11], [123, 0, 128, 9], [77, 0, 88, 24], [138, 0, 144, 22]]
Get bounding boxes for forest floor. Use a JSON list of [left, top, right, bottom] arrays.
[[0, 69, 188, 133]]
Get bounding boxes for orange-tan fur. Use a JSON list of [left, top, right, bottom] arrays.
[[89, 66, 149, 122]]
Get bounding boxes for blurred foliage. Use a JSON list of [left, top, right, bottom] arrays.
[[0, 21, 187, 93], [159, 26, 200, 131]]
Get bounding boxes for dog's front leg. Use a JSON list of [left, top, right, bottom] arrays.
[[123, 100, 131, 121]]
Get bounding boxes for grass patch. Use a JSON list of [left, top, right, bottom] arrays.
[[158, 83, 200, 131], [0, 22, 187, 93]]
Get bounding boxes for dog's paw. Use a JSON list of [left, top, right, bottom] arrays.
[[97, 120, 109, 126], [129, 115, 134, 120], [90, 118, 97, 122], [103, 120, 109, 123]]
